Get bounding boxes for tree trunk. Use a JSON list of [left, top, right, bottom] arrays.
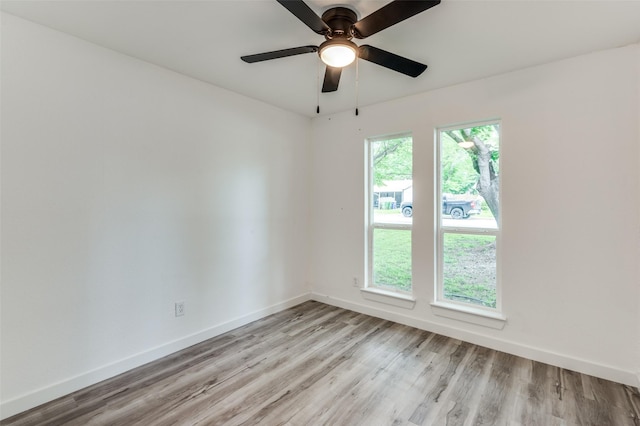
[[444, 129, 499, 222], [472, 136, 499, 222]]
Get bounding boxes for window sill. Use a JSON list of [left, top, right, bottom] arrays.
[[360, 287, 416, 310], [430, 301, 506, 330]]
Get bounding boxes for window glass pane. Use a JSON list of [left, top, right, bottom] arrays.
[[440, 125, 499, 230], [371, 138, 412, 225], [372, 228, 411, 292], [442, 233, 496, 308]]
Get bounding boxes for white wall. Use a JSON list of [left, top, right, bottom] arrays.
[[2, 10, 639, 421], [309, 44, 640, 386], [0, 13, 310, 418], [637, 46, 640, 387]]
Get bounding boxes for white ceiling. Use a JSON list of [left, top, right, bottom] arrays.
[[3, 0, 640, 117]]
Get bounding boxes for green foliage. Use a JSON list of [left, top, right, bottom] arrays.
[[441, 137, 477, 194], [370, 126, 499, 195], [372, 137, 412, 186], [441, 125, 500, 195], [467, 125, 497, 143], [445, 125, 500, 174]]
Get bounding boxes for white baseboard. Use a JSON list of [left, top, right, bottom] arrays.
[[310, 292, 639, 388], [0, 293, 311, 421]]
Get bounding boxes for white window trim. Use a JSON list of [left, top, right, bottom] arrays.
[[361, 287, 416, 309], [365, 133, 413, 298], [434, 120, 504, 319], [430, 300, 506, 329]]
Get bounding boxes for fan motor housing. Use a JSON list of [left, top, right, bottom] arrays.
[[321, 7, 357, 38]]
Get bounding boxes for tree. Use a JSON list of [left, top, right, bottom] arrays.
[[371, 137, 412, 185], [444, 125, 500, 221], [441, 138, 478, 194], [370, 129, 499, 221]]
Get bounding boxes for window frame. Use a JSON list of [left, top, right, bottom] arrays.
[[365, 133, 413, 296], [434, 120, 503, 315]]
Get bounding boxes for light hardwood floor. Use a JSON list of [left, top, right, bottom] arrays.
[[3, 301, 639, 425]]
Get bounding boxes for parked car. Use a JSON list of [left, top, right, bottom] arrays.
[[443, 196, 482, 219], [400, 196, 482, 219], [400, 201, 414, 217]]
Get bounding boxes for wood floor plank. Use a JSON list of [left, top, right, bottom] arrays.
[[2, 301, 638, 426], [469, 351, 518, 425], [232, 318, 399, 425], [624, 385, 640, 424], [159, 315, 386, 425], [284, 329, 437, 425], [515, 360, 556, 426], [407, 341, 471, 425], [127, 308, 364, 425], [307, 324, 432, 425], [442, 345, 493, 426]]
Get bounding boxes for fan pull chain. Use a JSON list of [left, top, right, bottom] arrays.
[[355, 58, 359, 116], [316, 57, 321, 114]]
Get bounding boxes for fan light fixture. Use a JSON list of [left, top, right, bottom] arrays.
[[240, 1, 438, 100], [319, 39, 357, 68]]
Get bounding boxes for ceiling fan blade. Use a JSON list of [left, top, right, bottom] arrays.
[[276, 0, 330, 34], [241, 45, 318, 63], [358, 45, 427, 77], [352, 0, 441, 39], [322, 66, 342, 92]]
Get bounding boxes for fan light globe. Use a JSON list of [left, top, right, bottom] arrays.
[[319, 40, 357, 68]]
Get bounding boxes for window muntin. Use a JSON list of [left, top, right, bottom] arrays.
[[367, 135, 413, 294], [436, 122, 500, 310]]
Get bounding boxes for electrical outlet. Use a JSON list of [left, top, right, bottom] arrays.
[[175, 301, 185, 317], [353, 277, 359, 288]]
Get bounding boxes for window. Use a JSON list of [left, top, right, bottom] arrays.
[[436, 122, 501, 312], [366, 135, 413, 294]]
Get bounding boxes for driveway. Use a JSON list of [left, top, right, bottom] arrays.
[[374, 213, 497, 229]]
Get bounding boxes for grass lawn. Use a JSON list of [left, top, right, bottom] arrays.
[[372, 230, 496, 307], [443, 233, 496, 307], [373, 229, 411, 292]]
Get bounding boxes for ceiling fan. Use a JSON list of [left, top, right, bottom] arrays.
[[241, 0, 441, 93]]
